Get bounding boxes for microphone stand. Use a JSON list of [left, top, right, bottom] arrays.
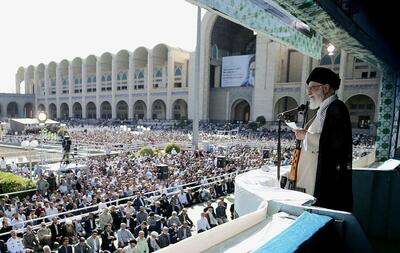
[[277, 114, 283, 181], [275, 104, 306, 183]]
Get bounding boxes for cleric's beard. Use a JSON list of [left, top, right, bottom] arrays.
[[309, 90, 324, 110]]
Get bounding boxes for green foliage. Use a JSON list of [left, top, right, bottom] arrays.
[[139, 147, 155, 157], [57, 127, 70, 137], [165, 143, 181, 154], [154, 148, 165, 156], [248, 121, 259, 131], [256, 116, 266, 126], [0, 172, 36, 194]]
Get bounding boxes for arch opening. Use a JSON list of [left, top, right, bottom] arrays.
[[116, 100, 128, 120], [231, 99, 250, 122], [100, 101, 112, 119], [274, 97, 298, 121], [86, 102, 96, 119], [151, 100, 166, 120], [133, 100, 147, 120], [172, 99, 188, 120], [345, 95, 375, 128], [73, 102, 82, 119]]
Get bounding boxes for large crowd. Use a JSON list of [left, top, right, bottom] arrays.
[[0, 143, 260, 253], [0, 120, 376, 252]]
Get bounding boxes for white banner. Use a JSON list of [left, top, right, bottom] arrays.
[[221, 54, 255, 87]]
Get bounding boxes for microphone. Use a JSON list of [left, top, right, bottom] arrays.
[[277, 102, 308, 117]]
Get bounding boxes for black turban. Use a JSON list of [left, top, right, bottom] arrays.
[[306, 67, 341, 90]]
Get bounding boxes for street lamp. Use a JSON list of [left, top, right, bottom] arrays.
[[327, 43, 335, 56], [38, 111, 47, 124], [21, 139, 39, 179], [37, 111, 47, 167]]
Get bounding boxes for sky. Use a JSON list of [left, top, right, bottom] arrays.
[[0, 0, 202, 93]]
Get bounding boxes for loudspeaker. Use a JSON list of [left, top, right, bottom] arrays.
[[263, 149, 270, 159], [217, 156, 226, 168], [157, 164, 169, 180]]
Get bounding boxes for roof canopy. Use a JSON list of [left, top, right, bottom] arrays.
[[187, 0, 322, 59], [10, 118, 59, 125]]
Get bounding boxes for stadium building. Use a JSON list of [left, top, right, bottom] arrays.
[[2, 14, 379, 130]]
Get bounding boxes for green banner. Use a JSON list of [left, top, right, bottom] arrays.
[[187, 0, 323, 59]]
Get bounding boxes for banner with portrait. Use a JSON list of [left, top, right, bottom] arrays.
[[221, 54, 255, 87]]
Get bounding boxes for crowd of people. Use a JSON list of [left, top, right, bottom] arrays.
[[0, 143, 257, 252], [0, 119, 376, 252]]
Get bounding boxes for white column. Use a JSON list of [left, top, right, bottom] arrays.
[[128, 52, 134, 119], [44, 66, 49, 114], [225, 91, 230, 120], [312, 58, 319, 69], [337, 50, 347, 100], [146, 51, 153, 119], [298, 56, 312, 123], [192, 6, 201, 148], [55, 64, 61, 119], [82, 59, 87, 119], [252, 36, 278, 121], [34, 70, 39, 116], [24, 70, 29, 94], [166, 53, 174, 120], [68, 64, 73, 118], [300, 56, 311, 104], [96, 58, 101, 119], [111, 57, 117, 119], [16, 73, 21, 94]]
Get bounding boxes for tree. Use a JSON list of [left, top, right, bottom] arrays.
[[256, 116, 266, 126], [165, 143, 181, 154], [139, 147, 155, 157]]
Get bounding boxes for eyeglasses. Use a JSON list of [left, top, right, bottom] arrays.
[[306, 84, 324, 91]]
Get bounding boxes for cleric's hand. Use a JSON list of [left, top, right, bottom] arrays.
[[294, 129, 307, 140]]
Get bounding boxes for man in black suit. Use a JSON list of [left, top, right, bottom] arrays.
[[185, 190, 195, 207], [121, 213, 136, 234], [178, 208, 193, 228], [133, 221, 148, 238], [132, 192, 146, 211], [150, 201, 162, 216], [50, 217, 62, 243], [177, 221, 192, 241], [84, 213, 97, 237], [158, 227, 170, 248], [101, 224, 116, 252], [74, 237, 91, 253], [58, 237, 73, 253]]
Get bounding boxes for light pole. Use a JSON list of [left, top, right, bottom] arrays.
[[37, 111, 48, 167], [21, 139, 39, 179]]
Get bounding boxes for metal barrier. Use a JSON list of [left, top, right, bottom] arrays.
[[0, 188, 36, 197], [0, 167, 254, 237]]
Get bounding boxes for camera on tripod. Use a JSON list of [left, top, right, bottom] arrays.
[[62, 135, 72, 153]]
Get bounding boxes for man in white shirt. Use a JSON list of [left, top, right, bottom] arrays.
[[0, 157, 7, 171], [178, 190, 188, 207], [45, 202, 59, 218], [22, 165, 29, 175], [196, 212, 210, 233], [123, 239, 138, 253], [117, 223, 135, 248], [11, 162, 18, 173], [4, 205, 16, 219], [11, 213, 24, 230], [7, 230, 25, 253], [86, 230, 101, 253]]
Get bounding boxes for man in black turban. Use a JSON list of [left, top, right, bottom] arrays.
[[293, 67, 353, 212]]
